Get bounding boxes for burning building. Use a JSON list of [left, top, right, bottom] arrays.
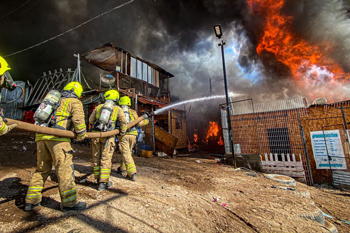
[[81, 43, 188, 155], [2, 43, 188, 156]]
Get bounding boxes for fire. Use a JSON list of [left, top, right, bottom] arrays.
[[194, 133, 198, 143], [205, 121, 220, 142], [218, 136, 224, 146], [248, 0, 350, 83]]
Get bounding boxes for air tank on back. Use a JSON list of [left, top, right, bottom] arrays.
[[98, 100, 115, 125], [34, 90, 61, 126]]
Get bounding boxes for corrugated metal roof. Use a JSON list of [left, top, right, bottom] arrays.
[[232, 97, 308, 115], [82, 43, 174, 78]]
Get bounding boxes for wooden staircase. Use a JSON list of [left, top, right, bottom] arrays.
[[144, 125, 178, 157]]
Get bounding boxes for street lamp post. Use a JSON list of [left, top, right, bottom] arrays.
[[213, 24, 236, 167]]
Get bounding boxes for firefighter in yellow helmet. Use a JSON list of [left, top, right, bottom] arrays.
[[89, 89, 127, 191], [118, 96, 149, 181], [0, 56, 17, 136], [25, 82, 88, 211]]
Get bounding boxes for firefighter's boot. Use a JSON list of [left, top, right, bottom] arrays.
[[24, 203, 41, 211], [60, 201, 87, 211], [98, 181, 113, 191], [129, 174, 136, 181]]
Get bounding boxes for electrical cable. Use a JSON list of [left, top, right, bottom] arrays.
[[4, 0, 135, 57], [0, 0, 33, 19]]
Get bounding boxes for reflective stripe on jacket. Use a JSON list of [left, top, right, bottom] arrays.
[[36, 98, 86, 142], [125, 109, 149, 136]]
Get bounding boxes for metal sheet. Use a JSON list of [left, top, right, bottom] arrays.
[[233, 97, 308, 116], [1, 81, 26, 120], [333, 171, 350, 186]]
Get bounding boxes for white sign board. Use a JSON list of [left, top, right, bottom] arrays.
[[310, 130, 346, 169]]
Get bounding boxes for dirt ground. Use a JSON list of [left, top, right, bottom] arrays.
[[1, 132, 350, 233]]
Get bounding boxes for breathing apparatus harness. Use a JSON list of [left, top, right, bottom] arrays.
[[92, 99, 118, 132], [33, 90, 62, 127], [33, 89, 80, 129], [122, 105, 137, 133]]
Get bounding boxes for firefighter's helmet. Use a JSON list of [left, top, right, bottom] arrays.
[[104, 90, 120, 102], [63, 82, 83, 98], [119, 96, 131, 106], [0, 56, 11, 76]]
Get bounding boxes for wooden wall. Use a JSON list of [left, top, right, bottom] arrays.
[[231, 109, 304, 158], [171, 110, 188, 149], [231, 102, 350, 184], [300, 105, 350, 184]]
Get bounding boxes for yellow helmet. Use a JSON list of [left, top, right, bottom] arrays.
[[119, 96, 131, 106], [0, 56, 11, 76], [104, 90, 120, 102], [63, 82, 83, 98]]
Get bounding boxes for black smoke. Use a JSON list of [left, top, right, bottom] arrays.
[[1, 0, 350, 130]]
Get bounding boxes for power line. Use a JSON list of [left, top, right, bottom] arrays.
[[0, 0, 33, 19], [4, 0, 135, 58]]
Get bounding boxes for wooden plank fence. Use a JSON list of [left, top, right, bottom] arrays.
[[260, 153, 306, 183]]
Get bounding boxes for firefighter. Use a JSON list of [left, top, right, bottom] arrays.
[[0, 56, 17, 136], [118, 96, 149, 181], [89, 90, 127, 191], [25, 82, 88, 211]]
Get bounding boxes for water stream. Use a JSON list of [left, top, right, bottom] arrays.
[[153, 92, 242, 115]]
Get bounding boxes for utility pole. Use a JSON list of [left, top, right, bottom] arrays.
[[214, 25, 236, 167]]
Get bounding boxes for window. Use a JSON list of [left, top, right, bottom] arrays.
[[176, 118, 182, 130], [267, 128, 291, 155], [148, 66, 153, 85], [130, 57, 136, 78], [143, 63, 148, 82], [137, 60, 142, 80]]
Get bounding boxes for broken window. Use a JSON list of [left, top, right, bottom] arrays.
[[176, 118, 182, 130]]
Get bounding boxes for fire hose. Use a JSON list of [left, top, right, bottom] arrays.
[[6, 114, 148, 139]]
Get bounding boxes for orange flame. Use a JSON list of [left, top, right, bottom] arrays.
[[218, 136, 224, 146], [205, 121, 220, 142], [194, 133, 198, 143], [248, 0, 350, 83]]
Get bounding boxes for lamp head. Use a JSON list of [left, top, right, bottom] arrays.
[[214, 25, 223, 39]]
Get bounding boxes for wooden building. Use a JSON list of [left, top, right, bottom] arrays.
[[230, 98, 350, 186], [82, 43, 188, 154]]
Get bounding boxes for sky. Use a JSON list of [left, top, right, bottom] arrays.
[[1, 0, 350, 123]]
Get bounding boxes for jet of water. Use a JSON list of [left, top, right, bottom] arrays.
[[153, 92, 242, 115]]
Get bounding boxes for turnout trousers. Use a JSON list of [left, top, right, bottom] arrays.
[[25, 140, 78, 207], [91, 137, 115, 183], [118, 134, 137, 176]]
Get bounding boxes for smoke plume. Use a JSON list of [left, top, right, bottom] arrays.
[[1, 0, 350, 121]]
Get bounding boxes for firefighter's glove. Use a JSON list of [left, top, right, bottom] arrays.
[[7, 124, 17, 133], [76, 132, 88, 141], [143, 111, 151, 119], [119, 130, 126, 136]]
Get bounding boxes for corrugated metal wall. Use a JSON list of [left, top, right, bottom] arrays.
[[1, 81, 27, 120]]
